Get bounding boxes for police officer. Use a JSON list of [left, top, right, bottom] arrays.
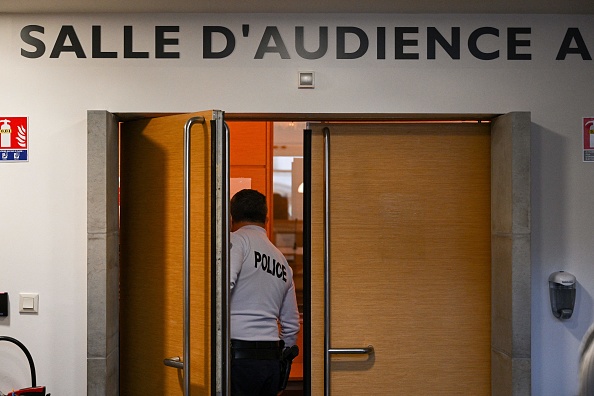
[[229, 189, 300, 396]]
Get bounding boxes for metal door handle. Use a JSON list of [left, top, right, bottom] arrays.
[[164, 356, 184, 369], [163, 113, 229, 396], [322, 127, 373, 395], [328, 345, 374, 355]]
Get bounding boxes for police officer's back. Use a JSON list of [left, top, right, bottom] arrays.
[[229, 189, 300, 396]]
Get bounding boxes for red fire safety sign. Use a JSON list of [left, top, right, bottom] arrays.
[[0, 117, 28, 162]]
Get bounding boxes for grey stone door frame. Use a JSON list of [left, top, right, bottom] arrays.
[[86, 111, 531, 395]]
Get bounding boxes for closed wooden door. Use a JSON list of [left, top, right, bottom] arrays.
[[119, 112, 217, 394], [307, 122, 491, 395]]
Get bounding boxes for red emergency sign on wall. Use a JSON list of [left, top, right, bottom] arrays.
[[0, 117, 28, 162]]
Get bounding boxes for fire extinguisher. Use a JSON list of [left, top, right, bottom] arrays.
[[586, 120, 594, 149], [0, 119, 11, 148], [0, 336, 49, 396]]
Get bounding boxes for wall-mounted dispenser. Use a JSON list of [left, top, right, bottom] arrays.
[[549, 271, 576, 320], [0, 292, 8, 316]]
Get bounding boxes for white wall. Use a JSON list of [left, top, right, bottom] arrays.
[[1, 12, 593, 395]]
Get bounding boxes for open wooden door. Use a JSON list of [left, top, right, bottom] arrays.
[[119, 111, 228, 395], [306, 122, 492, 395]]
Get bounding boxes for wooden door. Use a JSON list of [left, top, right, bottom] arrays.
[[308, 122, 492, 395], [119, 112, 215, 394]]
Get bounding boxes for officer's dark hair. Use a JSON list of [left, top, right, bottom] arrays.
[[230, 189, 267, 224]]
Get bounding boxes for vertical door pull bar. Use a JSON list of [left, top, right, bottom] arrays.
[[162, 116, 205, 396], [322, 127, 374, 395], [182, 116, 205, 396], [223, 121, 231, 395], [323, 127, 331, 396]]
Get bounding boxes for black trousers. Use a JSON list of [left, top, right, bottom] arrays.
[[231, 358, 281, 396]]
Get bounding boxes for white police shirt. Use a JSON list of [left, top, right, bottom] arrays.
[[230, 225, 300, 347]]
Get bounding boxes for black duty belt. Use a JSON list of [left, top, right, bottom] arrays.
[[231, 339, 281, 360]]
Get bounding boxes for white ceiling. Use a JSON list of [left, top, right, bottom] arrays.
[[2, 0, 594, 14]]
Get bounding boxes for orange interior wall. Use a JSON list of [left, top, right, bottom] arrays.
[[228, 121, 274, 235]]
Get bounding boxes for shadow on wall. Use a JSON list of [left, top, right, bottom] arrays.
[[573, 284, 594, 335]]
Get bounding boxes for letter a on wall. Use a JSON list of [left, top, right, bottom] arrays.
[[0, 117, 28, 162]]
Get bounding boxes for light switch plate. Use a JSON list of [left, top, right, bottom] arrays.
[[19, 293, 39, 313]]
